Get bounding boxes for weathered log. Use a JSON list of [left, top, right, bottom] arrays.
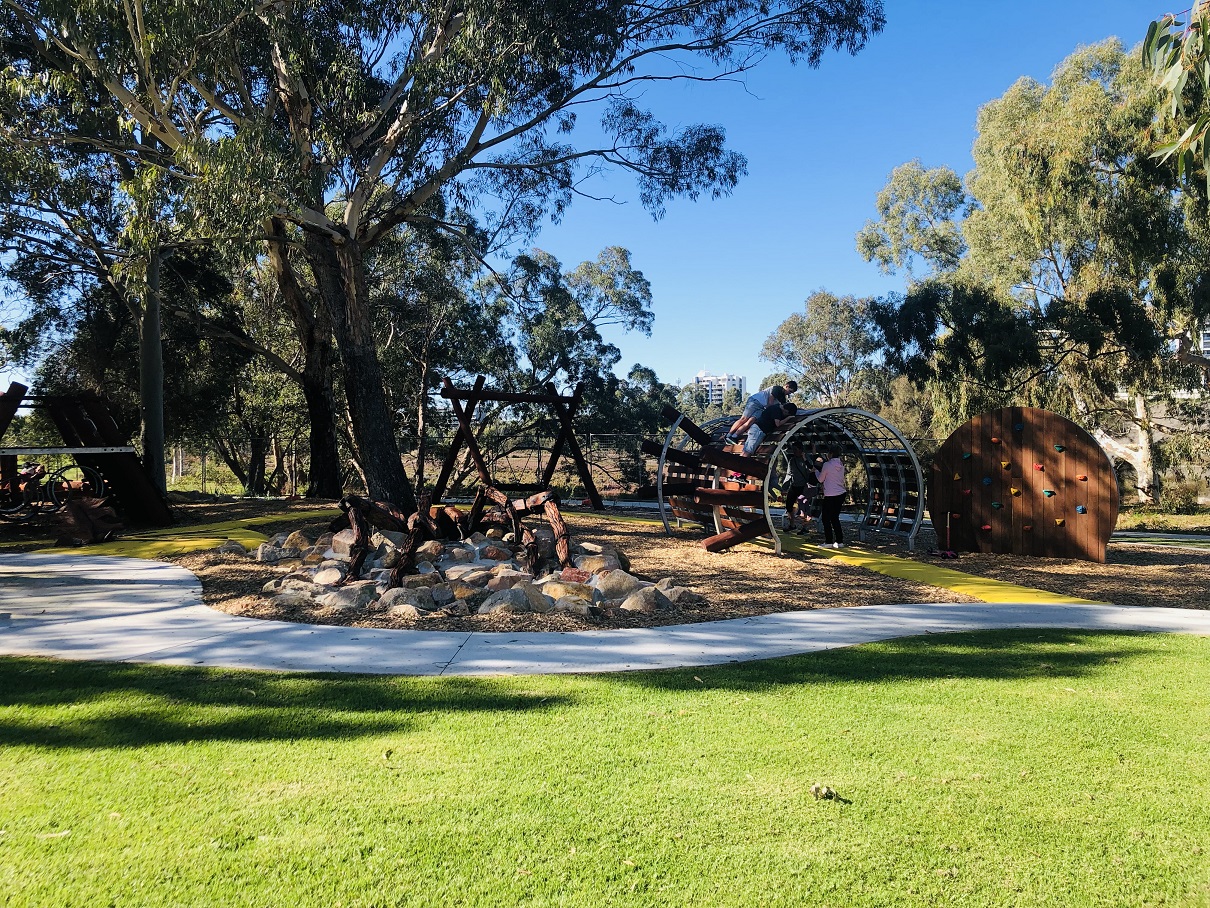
[[660, 405, 715, 447], [701, 517, 770, 552], [543, 497, 572, 567], [340, 503, 374, 584], [641, 439, 702, 469]]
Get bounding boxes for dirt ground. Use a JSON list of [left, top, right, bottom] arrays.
[[164, 503, 1210, 633]]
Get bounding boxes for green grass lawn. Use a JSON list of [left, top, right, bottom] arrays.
[[1115, 505, 1210, 534], [3, 630, 1209, 907]]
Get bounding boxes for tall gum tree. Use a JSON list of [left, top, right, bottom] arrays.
[[1, 0, 885, 510]]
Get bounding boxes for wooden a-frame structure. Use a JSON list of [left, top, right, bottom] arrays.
[[431, 376, 604, 510]]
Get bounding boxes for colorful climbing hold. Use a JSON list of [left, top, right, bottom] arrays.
[[1055, 518, 1065, 527], [1075, 505, 1088, 514], [1033, 463, 1044, 471], [1001, 461, 1011, 469], [962, 452, 972, 460], [1014, 422, 1024, 432], [1043, 489, 1056, 497], [991, 502, 1003, 509], [1010, 487, 1021, 496], [982, 476, 993, 486], [1023, 524, 1033, 531], [962, 489, 971, 496], [1054, 444, 1066, 452], [953, 472, 962, 481], [990, 436, 1002, 444], [1076, 474, 1088, 482], [951, 512, 962, 519], [980, 524, 992, 531]]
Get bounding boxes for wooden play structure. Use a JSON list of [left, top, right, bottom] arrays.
[[431, 376, 603, 509], [645, 405, 925, 553], [0, 382, 173, 526], [928, 407, 1118, 562]]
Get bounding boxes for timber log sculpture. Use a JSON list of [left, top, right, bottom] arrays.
[[646, 405, 925, 554]]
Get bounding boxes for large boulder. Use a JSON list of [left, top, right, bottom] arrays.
[[318, 581, 378, 612], [269, 590, 317, 609], [282, 529, 315, 551], [255, 543, 302, 563], [618, 587, 672, 615], [380, 586, 436, 613], [216, 539, 247, 556], [487, 569, 533, 592], [593, 569, 647, 600], [312, 565, 348, 586], [416, 540, 445, 560], [573, 553, 622, 574], [537, 579, 597, 602], [477, 587, 530, 614], [330, 528, 358, 556], [551, 596, 593, 616], [516, 582, 554, 614]]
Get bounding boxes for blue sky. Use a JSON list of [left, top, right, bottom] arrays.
[[528, 0, 1162, 392]]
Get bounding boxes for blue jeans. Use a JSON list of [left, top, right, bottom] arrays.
[[743, 424, 765, 455]]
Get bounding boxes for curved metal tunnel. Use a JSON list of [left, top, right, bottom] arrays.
[[656, 407, 925, 554]]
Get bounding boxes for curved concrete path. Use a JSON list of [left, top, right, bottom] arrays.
[[2, 552, 1209, 676]]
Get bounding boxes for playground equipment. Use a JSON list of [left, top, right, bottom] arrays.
[[431, 376, 604, 509], [0, 382, 173, 526], [928, 407, 1117, 562], [645, 405, 924, 553]]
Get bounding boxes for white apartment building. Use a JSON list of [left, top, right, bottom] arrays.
[[693, 370, 746, 406]]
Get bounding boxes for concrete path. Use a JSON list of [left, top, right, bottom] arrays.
[[3, 552, 1210, 676]]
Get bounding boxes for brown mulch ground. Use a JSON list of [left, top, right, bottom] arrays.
[[8, 499, 1207, 631]]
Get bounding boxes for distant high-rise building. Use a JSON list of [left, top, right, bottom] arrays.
[[693, 370, 746, 406]]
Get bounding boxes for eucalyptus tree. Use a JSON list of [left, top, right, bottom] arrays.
[[866, 40, 1206, 501], [1, 0, 885, 510], [760, 289, 883, 407]]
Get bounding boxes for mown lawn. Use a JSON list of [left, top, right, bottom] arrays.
[[2, 630, 1209, 907]]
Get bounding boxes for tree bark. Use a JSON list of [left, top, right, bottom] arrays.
[[139, 248, 168, 495], [266, 219, 344, 499], [305, 231, 416, 511]]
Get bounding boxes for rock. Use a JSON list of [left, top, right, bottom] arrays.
[[302, 552, 325, 565], [445, 601, 472, 617], [322, 548, 349, 563], [461, 570, 494, 587], [415, 560, 438, 575], [386, 602, 424, 619], [269, 532, 290, 546], [594, 569, 647, 600], [283, 530, 314, 550], [449, 581, 482, 601], [262, 578, 284, 593], [533, 525, 557, 559], [318, 581, 379, 612], [372, 545, 400, 570], [398, 574, 436, 590], [331, 528, 357, 556], [374, 529, 406, 547], [551, 596, 592, 616], [485, 527, 505, 540], [574, 553, 622, 574], [468, 532, 489, 544], [656, 577, 675, 591], [216, 539, 247, 556], [443, 563, 482, 581], [379, 587, 435, 613], [576, 541, 606, 555], [255, 543, 302, 563], [477, 543, 511, 561], [445, 546, 475, 563], [664, 587, 704, 604], [269, 590, 316, 609], [280, 577, 320, 592], [277, 558, 304, 571], [616, 550, 631, 572], [618, 587, 672, 615], [477, 587, 530, 614], [312, 566, 347, 586], [559, 567, 592, 584], [517, 582, 554, 614], [430, 584, 456, 606], [538, 579, 596, 602], [417, 540, 445, 559], [314, 532, 334, 549], [487, 569, 533, 591]]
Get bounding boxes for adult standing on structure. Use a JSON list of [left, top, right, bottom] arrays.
[[815, 448, 848, 549]]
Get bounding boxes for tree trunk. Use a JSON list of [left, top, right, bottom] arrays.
[[139, 248, 168, 495], [414, 358, 429, 491], [305, 231, 416, 511], [266, 218, 343, 499]]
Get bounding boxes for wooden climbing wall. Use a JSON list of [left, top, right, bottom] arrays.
[[928, 407, 1118, 562]]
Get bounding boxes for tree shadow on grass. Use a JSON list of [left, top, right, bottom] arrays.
[[0, 657, 572, 750], [612, 629, 1169, 692]]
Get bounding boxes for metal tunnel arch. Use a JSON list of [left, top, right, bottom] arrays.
[[654, 407, 925, 555]]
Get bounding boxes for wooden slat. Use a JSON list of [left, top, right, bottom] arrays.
[[660, 405, 716, 447], [643, 440, 702, 469], [692, 488, 765, 508], [698, 446, 767, 478]]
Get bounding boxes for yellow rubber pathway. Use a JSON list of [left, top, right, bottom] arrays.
[[598, 511, 1106, 605], [40, 507, 341, 559]]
